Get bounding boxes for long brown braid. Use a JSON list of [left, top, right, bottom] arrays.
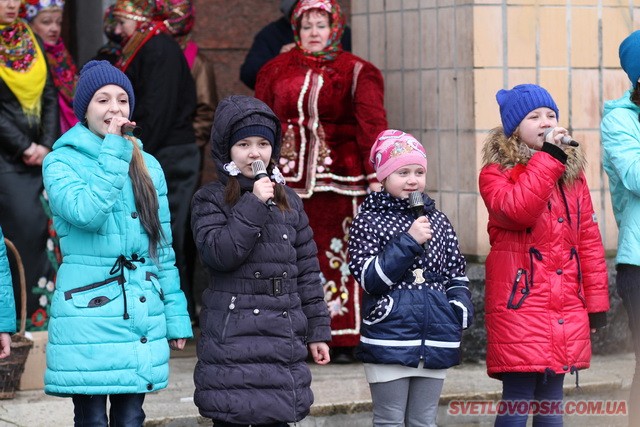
[[124, 134, 164, 260]]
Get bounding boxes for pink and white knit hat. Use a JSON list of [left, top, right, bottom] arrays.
[[369, 129, 427, 182]]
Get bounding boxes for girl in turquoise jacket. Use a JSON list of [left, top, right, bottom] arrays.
[[601, 30, 640, 427], [0, 226, 16, 358], [42, 60, 192, 426]]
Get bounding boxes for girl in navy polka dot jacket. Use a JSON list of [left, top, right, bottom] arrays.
[[348, 129, 474, 427]]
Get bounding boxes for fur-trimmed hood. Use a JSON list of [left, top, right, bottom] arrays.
[[481, 127, 586, 184]]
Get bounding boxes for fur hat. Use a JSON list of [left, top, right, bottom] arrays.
[[23, 0, 65, 22], [619, 30, 640, 86], [496, 84, 559, 137], [370, 129, 427, 182], [73, 60, 135, 121]]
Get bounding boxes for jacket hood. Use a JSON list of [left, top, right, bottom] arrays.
[[602, 89, 640, 119], [52, 122, 142, 157], [481, 126, 586, 184], [210, 95, 282, 185]]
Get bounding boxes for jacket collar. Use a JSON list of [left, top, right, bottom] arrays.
[[481, 127, 586, 185]]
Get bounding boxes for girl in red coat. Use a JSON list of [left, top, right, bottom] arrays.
[[256, 0, 388, 362], [479, 84, 610, 426]]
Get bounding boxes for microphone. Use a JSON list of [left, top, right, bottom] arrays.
[[122, 123, 142, 138], [408, 191, 429, 250], [543, 128, 579, 147], [251, 160, 276, 207]]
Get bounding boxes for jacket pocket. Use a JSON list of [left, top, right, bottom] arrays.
[[363, 295, 393, 325], [64, 277, 123, 308], [146, 272, 165, 301], [507, 268, 530, 309]]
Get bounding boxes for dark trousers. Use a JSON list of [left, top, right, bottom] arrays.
[[495, 372, 565, 427], [213, 422, 288, 427], [154, 144, 200, 320], [616, 263, 640, 426], [72, 393, 145, 427]]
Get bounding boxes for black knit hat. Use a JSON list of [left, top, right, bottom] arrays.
[[231, 123, 276, 147], [73, 60, 135, 121]]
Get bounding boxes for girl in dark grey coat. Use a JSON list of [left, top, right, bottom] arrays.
[[191, 95, 331, 426]]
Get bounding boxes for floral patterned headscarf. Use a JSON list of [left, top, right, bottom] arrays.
[[113, 0, 171, 71], [292, 0, 344, 62]]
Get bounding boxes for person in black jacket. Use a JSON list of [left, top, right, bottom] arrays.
[[191, 95, 331, 425], [113, 0, 199, 321], [239, 0, 351, 90], [0, 0, 59, 329]]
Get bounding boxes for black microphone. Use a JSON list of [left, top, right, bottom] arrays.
[[408, 191, 429, 250], [251, 160, 276, 207], [543, 128, 579, 147], [122, 123, 142, 138]]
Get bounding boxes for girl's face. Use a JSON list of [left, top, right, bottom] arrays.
[[30, 10, 63, 45], [383, 164, 426, 199], [515, 107, 558, 150], [230, 136, 273, 178], [299, 10, 330, 53], [113, 16, 137, 39], [85, 84, 130, 138], [0, 0, 20, 25]]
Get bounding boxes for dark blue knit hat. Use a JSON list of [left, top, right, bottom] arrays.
[[231, 121, 276, 147], [619, 30, 640, 86], [73, 60, 135, 121], [496, 84, 559, 137]]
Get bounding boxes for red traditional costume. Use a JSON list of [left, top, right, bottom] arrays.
[[256, 0, 388, 348]]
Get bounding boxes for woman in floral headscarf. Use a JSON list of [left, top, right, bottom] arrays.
[[24, 0, 77, 134], [255, 0, 388, 362], [0, 0, 59, 330], [112, 0, 199, 321]]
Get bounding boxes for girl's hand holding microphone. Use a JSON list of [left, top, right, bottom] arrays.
[[408, 216, 433, 246], [107, 116, 136, 137], [253, 176, 275, 204], [544, 127, 579, 149]]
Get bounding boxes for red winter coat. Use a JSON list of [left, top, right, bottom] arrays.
[[478, 130, 609, 378]]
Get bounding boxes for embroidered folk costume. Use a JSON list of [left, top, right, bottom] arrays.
[[0, 4, 59, 330]]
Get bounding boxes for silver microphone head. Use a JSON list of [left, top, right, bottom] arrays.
[[251, 160, 268, 179], [408, 191, 424, 209], [409, 191, 424, 219]]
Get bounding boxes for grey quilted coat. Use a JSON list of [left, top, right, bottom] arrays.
[[191, 95, 331, 424]]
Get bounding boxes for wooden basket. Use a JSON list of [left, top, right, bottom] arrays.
[[0, 238, 33, 399]]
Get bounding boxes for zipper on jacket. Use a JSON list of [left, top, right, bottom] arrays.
[[528, 247, 543, 288], [507, 268, 530, 309], [220, 296, 236, 343], [285, 305, 299, 423], [570, 248, 587, 308]]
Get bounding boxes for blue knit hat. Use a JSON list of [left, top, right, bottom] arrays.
[[619, 30, 640, 87], [496, 84, 559, 137], [73, 60, 135, 121]]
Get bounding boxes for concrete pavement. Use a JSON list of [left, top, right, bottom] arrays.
[[0, 342, 634, 426]]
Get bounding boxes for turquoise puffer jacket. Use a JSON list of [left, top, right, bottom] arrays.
[[42, 123, 192, 396], [601, 90, 640, 265], [0, 226, 16, 334]]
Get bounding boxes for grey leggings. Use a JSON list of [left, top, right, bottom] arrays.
[[369, 376, 444, 427]]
